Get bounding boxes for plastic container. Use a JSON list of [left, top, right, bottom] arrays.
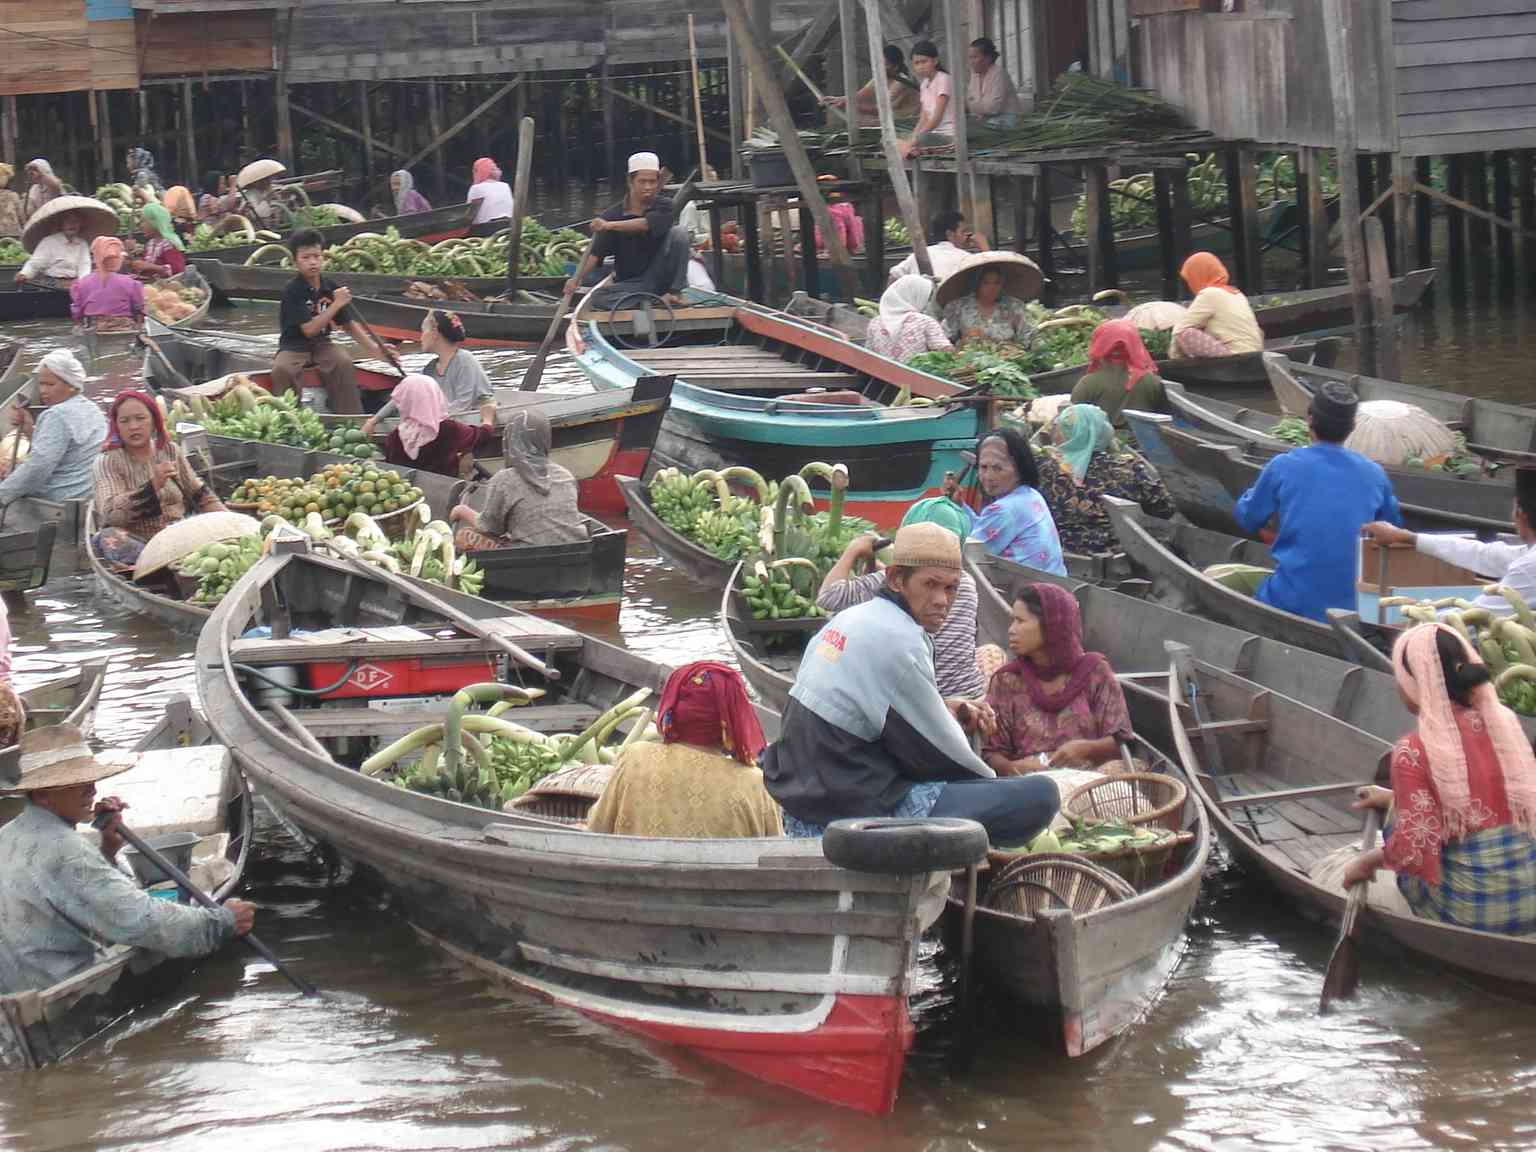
[[747, 149, 793, 188], [122, 832, 201, 887], [303, 654, 497, 700]]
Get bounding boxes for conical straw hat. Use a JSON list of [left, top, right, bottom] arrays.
[[1, 723, 133, 794], [936, 251, 1044, 309], [236, 159, 287, 189], [133, 511, 261, 582], [21, 195, 121, 252]]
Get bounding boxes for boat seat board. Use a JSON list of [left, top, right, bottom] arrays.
[[93, 746, 234, 838], [296, 702, 601, 741], [1212, 767, 1363, 841], [228, 622, 584, 665]]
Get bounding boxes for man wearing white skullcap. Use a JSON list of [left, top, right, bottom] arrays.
[[0, 349, 107, 505], [565, 151, 692, 309]]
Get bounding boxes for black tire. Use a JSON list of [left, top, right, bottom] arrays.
[[822, 817, 988, 874]]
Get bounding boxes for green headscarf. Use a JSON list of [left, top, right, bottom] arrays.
[[901, 496, 972, 541], [140, 202, 185, 250], [1053, 403, 1114, 485]]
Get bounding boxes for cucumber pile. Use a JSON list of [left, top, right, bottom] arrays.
[[1380, 586, 1536, 716], [172, 535, 264, 604]]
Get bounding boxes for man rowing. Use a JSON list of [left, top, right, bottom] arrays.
[[566, 152, 691, 310], [0, 725, 255, 995]]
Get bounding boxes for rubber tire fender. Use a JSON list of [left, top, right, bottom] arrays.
[[822, 817, 988, 875]]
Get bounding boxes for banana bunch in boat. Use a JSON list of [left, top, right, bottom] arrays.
[[647, 466, 762, 554], [173, 534, 265, 604], [168, 384, 352, 452], [739, 558, 827, 621], [1381, 585, 1536, 715], [361, 684, 655, 810]]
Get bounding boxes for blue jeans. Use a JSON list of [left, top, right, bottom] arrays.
[[929, 775, 1059, 847]]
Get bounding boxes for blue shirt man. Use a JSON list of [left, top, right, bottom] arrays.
[[1234, 380, 1402, 622]]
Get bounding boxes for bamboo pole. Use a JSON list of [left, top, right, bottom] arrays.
[[505, 116, 536, 295], [859, 0, 932, 277], [602, 86, 732, 146], [838, 0, 863, 182], [687, 16, 717, 181], [720, 0, 859, 298], [1321, 0, 1371, 371], [1364, 217, 1399, 381]]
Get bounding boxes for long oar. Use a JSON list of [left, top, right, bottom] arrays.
[[346, 302, 407, 378], [93, 810, 318, 997], [1319, 805, 1382, 1013]]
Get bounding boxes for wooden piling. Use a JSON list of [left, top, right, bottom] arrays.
[[1413, 156, 1433, 271], [1034, 167, 1055, 292], [602, 57, 619, 186], [1225, 147, 1261, 293], [1298, 148, 1328, 289], [725, 24, 744, 179], [95, 92, 113, 183], [426, 81, 447, 202], [506, 116, 536, 294], [1322, 0, 1372, 368], [1154, 169, 1178, 299], [1520, 150, 1536, 297], [1467, 151, 1491, 295], [275, 8, 295, 171], [1375, 154, 1396, 271], [1, 97, 16, 170], [1392, 154, 1411, 275], [358, 81, 375, 184], [1084, 162, 1117, 294], [1364, 217, 1399, 382], [838, 0, 862, 182], [1446, 154, 1466, 295], [181, 80, 197, 188], [1169, 163, 1194, 289], [1494, 151, 1515, 297], [857, 0, 932, 277]]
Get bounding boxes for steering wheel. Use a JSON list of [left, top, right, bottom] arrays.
[[600, 291, 678, 349]]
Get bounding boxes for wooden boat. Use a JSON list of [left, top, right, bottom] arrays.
[[185, 201, 479, 268], [196, 541, 962, 1113], [352, 289, 738, 349], [77, 268, 212, 366], [1265, 353, 1536, 462], [0, 341, 18, 394], [0, 661, 110, 825], [0, 282, 72, 323], [0, 700, 253, 1070], [146, 322, 676, 518], [451, 505, 627, 621], [1168, 645, 1536, 993], [83, 505, 213, 634], [194, 257, 564, 305], [720, 561, 804, 713], [575, 302, 983, 530], [1123, 410, 1250, 536], [940, 738, 1208, 1056], [618, 475, 735, 587]]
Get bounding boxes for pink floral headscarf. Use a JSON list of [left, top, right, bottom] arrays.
[[391, 374, 445, 460]]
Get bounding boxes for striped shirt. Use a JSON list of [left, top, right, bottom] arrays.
[[815, 569, 984, 698]]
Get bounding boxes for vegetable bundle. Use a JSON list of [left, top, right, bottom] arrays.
[[258, 501, 483, 595], [241, 218, 585, 279], [1381, 586, 1536, 716], [1021, 817, 1175, 855], [0, 239, 27, 265], [169, 384, 376, 456], [173, 535, 264, 604]]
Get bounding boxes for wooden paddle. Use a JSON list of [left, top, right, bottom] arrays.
[[92, 809, 318, 997], [344, 299, 407, 377], [138, 332, 197, 391], [1319, 805, 1383, 1013]]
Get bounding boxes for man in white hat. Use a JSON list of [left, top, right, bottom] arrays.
[[762, 522, 1059, 843], [0, 725, 255, 995], [565, 152, 692, 309], [0, 350, 107, 505]]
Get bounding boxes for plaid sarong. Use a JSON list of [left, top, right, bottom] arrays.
[[1396, 825, 1536, 935]]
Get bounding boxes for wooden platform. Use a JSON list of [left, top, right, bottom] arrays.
[[228, 620, 584, 666]]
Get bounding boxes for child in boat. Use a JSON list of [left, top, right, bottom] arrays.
[[378, 374, 496, 478], [1344, 624, 1536, 935]]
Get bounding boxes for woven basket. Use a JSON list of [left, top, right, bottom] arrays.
[[1064, 772, 1187, 833], [505, 762, 614, 827], [1075, 829, 1194, 892], [984, 852, 1135, 918], [325, 497, 425, 542]]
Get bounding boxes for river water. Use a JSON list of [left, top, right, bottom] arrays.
[[3, 247, 1536, 1150]]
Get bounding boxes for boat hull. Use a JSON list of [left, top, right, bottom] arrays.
[[194, 257, 563, 304], [617, 475, 735, 588]]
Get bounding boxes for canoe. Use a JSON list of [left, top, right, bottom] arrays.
[[351, 290, 739, 349], [0, 708, 252, 1070], [0, 283, 72, 323], [196, 541, 963, 1113], [1236, 268, 1436, 338], [1123, 410, 1250, 536], [1264, 353, 1536, 461], [83, 505, 213, 634], [1167, 644, 1536, 993], [618, 475, 734, 588], [194, 257, 565, 305], [0, 661, 110, 825], [185, 201, 479, 268], [450, 506, 627, 621], [720, 560, 805, 713], [575, 301, 984, 529], [76, 268, 211, 367], [939, 737, 1208, 1056], [146, 323, 676, 518]]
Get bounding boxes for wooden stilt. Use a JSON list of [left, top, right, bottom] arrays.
[[1235, 147, 1261, 292], [275, 9, 295, 171], [138, 88, 149, 140], [725, 23, 744, 179], [1322, 0, 1372, 368], [239, 81, 250, 161], [506, 116, 536, 294], [1170, 163, 1194, 289], [863, 186, 885, 294], [1364, 217, 1399, 382], [1468, 151, 1492, 296], [1376, 154, 1396, 271], [1494, 150, 1515, 298], [1446, 154, 1467, 296], [358, 81, 374, 184], [181, 79, 197, 187], [86, 89, 101, 186], [1012, 174, 1032, 257], [1298, 149, 1325, 288], [708, 203, 725, 287], [95, 91, 113, 184], [1391, 153, 1411, 276], [1519, 151, 1536, 297], [740, 201, 765, 301], [857, 0, 932, 276], [1034, 166, 1055, 296], [575, 77, 592, 186], [602, 57, 619, 187], [1, 96, 15, 171], [838, 0, 863, 183], [1084, 162, 1116, 294], [799, 201, 821, 298], [1413, 156, 1433, 271], [426, 81, 446, 202], [1154, 169, 1178, 299]]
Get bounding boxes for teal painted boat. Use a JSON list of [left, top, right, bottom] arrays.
[[569, 297, 985, 529]]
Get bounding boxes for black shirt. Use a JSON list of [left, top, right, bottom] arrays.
[[589, 194, 674, 282], [278, 275, 355, 353]]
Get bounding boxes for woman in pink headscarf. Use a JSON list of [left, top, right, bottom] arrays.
[[467, 157, 513, 224], [70, 236, 144, 326], [379, 374, 497, 478], [1344, 623, 1536, 933]]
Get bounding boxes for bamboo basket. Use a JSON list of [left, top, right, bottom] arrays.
[[1063, 772, 1187, 833], [984, 852, 1134, 918], [505, 762, 614, 827]]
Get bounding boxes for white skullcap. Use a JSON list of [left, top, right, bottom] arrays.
[[38, 349, 86, 391], [627, 152, 661, 175]]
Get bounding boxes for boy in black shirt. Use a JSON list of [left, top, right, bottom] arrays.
[[566, 152, 691, 309], [270, 228, 390, 414]]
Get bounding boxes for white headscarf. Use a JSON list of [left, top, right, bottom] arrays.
[[38, 349, 86, 392], [873, 274, 935, 341], [26, 159, 53, 179], [391, 169, 416, 214]]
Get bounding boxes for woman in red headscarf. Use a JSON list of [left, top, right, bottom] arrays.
[[1069, 319, 1166, 428], [983, 582, 1132, 774], [467, 157, 513, 225], [1170, 251, 1263, 360], [70, 236, 145, 329], [90, 390, 224, 567], [584, 661, 782, 837]]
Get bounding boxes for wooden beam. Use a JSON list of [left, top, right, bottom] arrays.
[[384, 78, 522, 195], [602, 85, 733, 147], [839, 0, 863, 182], [860, 0, 931, 278], [1520, 151, 1536, 298], [357, 81, 374, 184], [95, 91, 113, 184], [1322, 0, 1371, 370], [1084, 162, 1115, 293], [426, 81, 446, 203], [721, 0, 859, 298], [1, 96, 15, 171], [181, 79, 197, 187], [1494, 151, 1515, 297], [274, 7, 295, 171], [944, 0, 986, 241], [290, 100, 409, 160], [725, 25, 744, 179], [782, 5, 841, 92], [1364, 217, 1399, 381], [1215, 780, 1365, 809], [1412, 180, 1536, 242], [506, 116, 535, 294], [687, 16, 716, 181], [1392, 154, 1412, 276]]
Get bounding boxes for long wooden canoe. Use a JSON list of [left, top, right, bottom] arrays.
[[0, 661, 110, 826], [196, 542, 959, 1113], [194, 257, 565, 304], [720, 561, 803, 713], [0, 283, 72, 323], [1168, 644, 1536, 993], [0, 702, 251, 1070], [618, 475, 735, 587], [84, 505, 213, 634], [185, 201, 479, 268]]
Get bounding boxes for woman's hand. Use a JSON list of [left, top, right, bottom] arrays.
[[449, 502, 475, 525], [1352, 786, 1393, 812], [899, 138, 916, 159], [1341, 852, 1377, 889], [1053, 740, 1098, 767], [948, 698, 997, 739], [360, 415, 378, 438], [820, 96, 847, 108], [152, 460, 177, 491]]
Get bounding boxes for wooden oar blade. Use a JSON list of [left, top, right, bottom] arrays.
[[1318, 934, 1359, 1014]]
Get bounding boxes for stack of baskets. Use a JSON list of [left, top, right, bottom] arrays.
[[984, 853, 1134, 918]]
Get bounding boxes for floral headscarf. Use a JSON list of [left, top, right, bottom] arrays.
[[1087, 320, 1159, 392], [91, 235, 126, 278], [999, 582, 1108, 712]]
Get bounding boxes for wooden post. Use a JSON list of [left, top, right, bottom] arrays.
[[1414, 156, 1433, 271], [95, 91, 113, 183], [1225, 147, 1260, 293], [799, 201, 822, 298], [1, 96, 16, 171], [944, 0, 983, 241], [1468, 151, 1491, 295], [709, 203, 725, 286], [1494, 151, 1515, 298], [1322, 0, 1371, 368], [1391, 153, 1411, 276], [1520, 151, 1536, 297], [275, 9, 295, 171], [1034, 167, 1055, 295], [358, 81, 375, 184], [138, 88, 149, 140], [1374, 154, 1396, 271], [863, 186, 885, 295], [1446, 154, 1467, 295], [239, 81, 250, 158], [857, 0, 932, 276], [1154, 169, 1177, 299], [1170, 163, 1193, 287], [725, 22, 744, 179], [838, 0, 863, 182], [1084, 161, 1116, 294], [1364, 217, 1399, 381], [505, 116, 536, 295], [426, 82, 446, 202], [1012, 174, 1031, 257], [601, 57, 619, 187], [687, 15, 716, 181], [181, 80, 197, 187], [740, 201, 765, 301]]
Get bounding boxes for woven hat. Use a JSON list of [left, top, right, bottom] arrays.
[[2, 724, 132, 794], [133, 510, 261, 582], [236, 159, 287, 189], [1310, 380, 1359, 431], [890, 521, 961, 570], [21, 194, 120, 252], [936, 251, 1044, 309]]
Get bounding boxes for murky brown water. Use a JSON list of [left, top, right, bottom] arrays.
[[4, 242, 1536, 1150]]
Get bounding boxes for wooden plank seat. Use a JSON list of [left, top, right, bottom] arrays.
[[296, 702, 602, 741], [229, 620, 584, 666]]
